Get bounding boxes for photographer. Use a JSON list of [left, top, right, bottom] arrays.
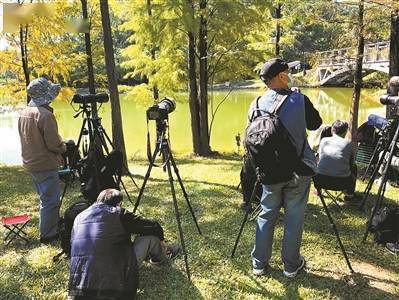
[[248, 58, 322, 278], [18, 77, 66, 243], [68, 189, 180, 299]]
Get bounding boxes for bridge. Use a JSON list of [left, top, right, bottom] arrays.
[[316, 41, 389, 86]]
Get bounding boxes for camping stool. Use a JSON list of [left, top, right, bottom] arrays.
[[317, 189, 344, 211], [1, 214, 30, 246]]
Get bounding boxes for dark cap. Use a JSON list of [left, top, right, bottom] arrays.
[[259, 58, 289, 82]]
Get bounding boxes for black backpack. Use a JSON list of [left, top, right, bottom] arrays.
[[244, 94, 300, 184], [53, 200, 90, 262], [79, 149, 122, 203], [371, 206, 399, 245]]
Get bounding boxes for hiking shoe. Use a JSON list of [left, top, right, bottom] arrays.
[[385, 242, 399, 255], [150, 244, 181, 265], [253, 266, 268, 276], [283, 256, 305, 278]]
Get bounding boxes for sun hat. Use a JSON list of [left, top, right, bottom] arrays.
[[27, 77, 61, 107]]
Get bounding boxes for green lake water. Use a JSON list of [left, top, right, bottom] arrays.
[[0, 87, 386, 165]]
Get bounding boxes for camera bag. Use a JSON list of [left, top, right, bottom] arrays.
[[371, 206, 399, 245], [53, 200, 90, 262]]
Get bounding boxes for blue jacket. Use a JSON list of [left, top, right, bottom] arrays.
[[69, 203, 138, 299]]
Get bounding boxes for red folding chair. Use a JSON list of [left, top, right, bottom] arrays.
[[1, 214, 30, 246]]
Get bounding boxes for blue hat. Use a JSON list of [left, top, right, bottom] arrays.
[[27, 77, 61, 107]]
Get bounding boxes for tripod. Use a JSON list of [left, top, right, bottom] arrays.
[[363, 117, 399, 242], [358, 120, 395, 210], [133, 118, 202, 281], [231, 172, 354, 273], [231, 170, 261, 258], [61, 101, 138, 204]]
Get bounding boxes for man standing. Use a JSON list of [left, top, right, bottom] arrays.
[[68, 189, 180, 299], [248, 58, 322, 277], [18, 77, 66, 243]]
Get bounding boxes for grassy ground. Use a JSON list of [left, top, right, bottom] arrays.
[[1, 155, 399, 299]]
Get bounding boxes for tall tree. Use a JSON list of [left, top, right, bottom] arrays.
[[187, 0, 202, 155], [274, 3, 282, 57], [81, 0, 98, 118], [99, 0, 128, 170], [349, 0, 365, 142], [198, 0, 212, 155]]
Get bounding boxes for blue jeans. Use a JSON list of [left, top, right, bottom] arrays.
[[252, 175, 311, 272], [29, 170, 61, 238]]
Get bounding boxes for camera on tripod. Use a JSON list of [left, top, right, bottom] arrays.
[[146, 97, 176, 120], [72, 93, 109, 105]]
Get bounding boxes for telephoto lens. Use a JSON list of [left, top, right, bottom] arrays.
[[380, 94, 399, 106], [158, 97, 176, 114], [72, 93, 109, 104]]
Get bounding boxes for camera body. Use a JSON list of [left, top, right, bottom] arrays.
[[72, 93, 109, 105], [380, 94, 399, 117], [146, 97, 176, 120]]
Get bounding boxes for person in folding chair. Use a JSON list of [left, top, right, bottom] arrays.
[[18, 77, 66, 244], [314, 119, 361, 202]]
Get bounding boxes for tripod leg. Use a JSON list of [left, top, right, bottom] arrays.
[[317, 189, 354, 273], [167, 147, 202, 235], [359, 144, 389, 210], [163, 152, 191, 281], [361, 138, 381, 181], [231, 180, 261, 258], [363, 123, 399, 242], [133, 142, 160, 213], [120, 179, 133, 204]]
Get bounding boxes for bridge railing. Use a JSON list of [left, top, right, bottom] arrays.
[[316, 41, 389, 67]]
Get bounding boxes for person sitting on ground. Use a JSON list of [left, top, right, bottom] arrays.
[[68, 188, 180, 300], [314, 120, 360, 201]]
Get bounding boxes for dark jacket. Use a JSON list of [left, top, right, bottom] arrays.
[[69, 203, 138, 299]]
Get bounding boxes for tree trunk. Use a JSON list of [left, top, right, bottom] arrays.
[[81, 0, 98, 118], [99, 0, 128, 171], [388, 7, 399, 118], [198, 0, 211, 155], [19, 24, 30, 104], [187, 0, 202, 155], [349, 0, 364, 143], [147, 0, 159, 100], [275, 4, 282, 57]]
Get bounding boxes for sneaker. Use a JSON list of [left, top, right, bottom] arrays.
[[283, 256, 305, 278], [253, 266, 268, 276], [385, 242, 399, 255], [150, 244, 181, 265]]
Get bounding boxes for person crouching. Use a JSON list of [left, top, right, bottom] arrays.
[[68, 189, 180, 299]]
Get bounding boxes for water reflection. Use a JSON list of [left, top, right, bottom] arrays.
[[0, 88, 385, 165]]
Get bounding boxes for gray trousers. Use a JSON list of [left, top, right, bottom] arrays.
[[133, 235, 167, 267]]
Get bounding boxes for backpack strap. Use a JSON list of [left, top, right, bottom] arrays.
[[248, 96, 262, 122], [268, 93, 289, 115]]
